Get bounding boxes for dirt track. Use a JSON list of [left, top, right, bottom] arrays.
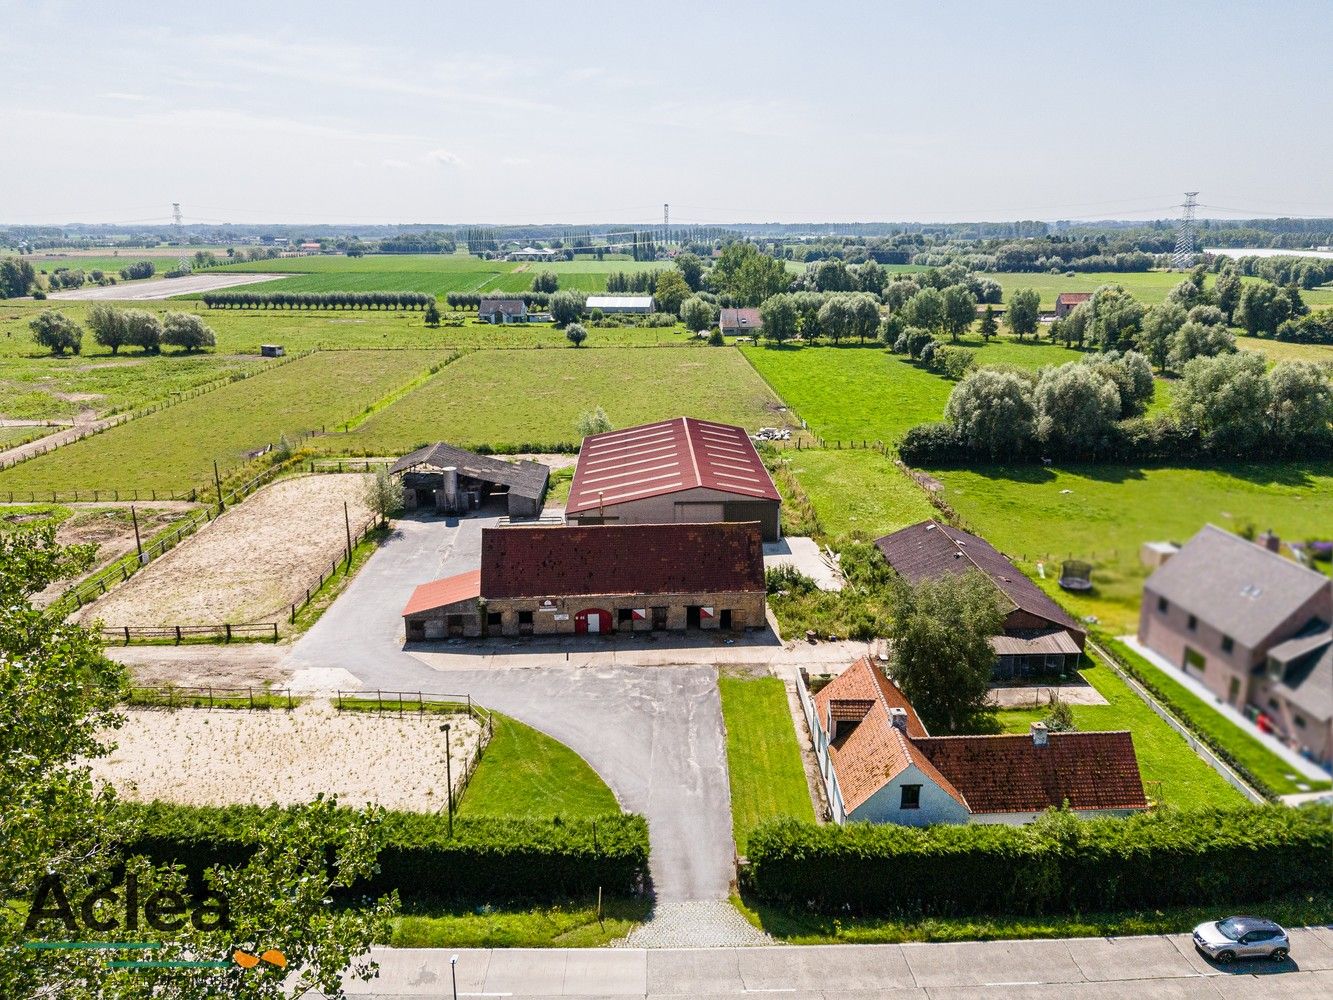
[[45, 272, 284, 301], [78, 473, 372, 627]]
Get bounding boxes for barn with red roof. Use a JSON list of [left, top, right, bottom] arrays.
[[564, 417, 782, 542]]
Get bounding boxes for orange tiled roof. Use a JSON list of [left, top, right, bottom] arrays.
[[402, 570, 482, 617]]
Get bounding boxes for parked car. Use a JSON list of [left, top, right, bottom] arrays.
[[1192, 916, 1290, 963]]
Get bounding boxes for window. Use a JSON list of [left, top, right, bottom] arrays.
[[487, 612, 502, 627], [1221, 635, 1233, 653], [1295, 715, 1306, 729], [1157, 596, 1168, 613], [899, 784, 921, 810], [1187, 614, 1197, 632], [617, 608, 633, 624], [518, 611, 533, 625]]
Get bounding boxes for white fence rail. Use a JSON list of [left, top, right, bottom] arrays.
[[795, 667, 847, 824]]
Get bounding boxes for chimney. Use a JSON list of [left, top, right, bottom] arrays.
[[1030, 721, 1048, 747], [889, 707, 909, 733], [1257, 529, 1280, 553]]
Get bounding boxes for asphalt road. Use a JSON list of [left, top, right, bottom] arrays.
[[44, 271, 284, 300], [283, 512, 737, 902], [343, 928, 1333, 998]]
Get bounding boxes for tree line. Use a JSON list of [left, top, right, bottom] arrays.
[[201, 291, 434, 310], [29, 306, 217, 356]]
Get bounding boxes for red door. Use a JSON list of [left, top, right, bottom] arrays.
[[575, 608, 612, 634]]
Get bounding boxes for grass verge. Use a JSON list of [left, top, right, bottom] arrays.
[[389, 896, 650, 948], [719, 675, 815, 855], [731, 891, 1333, 945]]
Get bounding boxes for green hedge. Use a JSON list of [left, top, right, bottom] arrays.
[[117, 802, 648, 903], [742, 806, 1332, 916]]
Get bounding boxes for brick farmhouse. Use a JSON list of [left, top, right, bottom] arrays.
[[403, 522, 766, 640], [803, 657, 1147, 825]]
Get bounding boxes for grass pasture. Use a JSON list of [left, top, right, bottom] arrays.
[[321, 346, 794, 454], [0, 350, 443, 493], [781, 448, 937, 539], [932, 461, 1333, 633]]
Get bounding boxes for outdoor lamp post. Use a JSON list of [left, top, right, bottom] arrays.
[[450, 954, 458, 1000], [440, 722, 453, 836]]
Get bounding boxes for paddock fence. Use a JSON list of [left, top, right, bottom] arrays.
[[124, 684, 294, 710], [101, 623, 280, 645]]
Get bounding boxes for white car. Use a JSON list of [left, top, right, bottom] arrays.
[[1192, 916, 1290, 963]]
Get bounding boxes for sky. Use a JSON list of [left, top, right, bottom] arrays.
[[3, 1, 1331, 227]]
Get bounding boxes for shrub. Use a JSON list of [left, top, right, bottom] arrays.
[[116, 802, 649, 904], [161, 311, 216, 351], [119, 260, 156, 280], [29, 310, 82, 355], [742, 806, 1332, 916], [707, 329, 725, 346], [565, 322, 588, 347]]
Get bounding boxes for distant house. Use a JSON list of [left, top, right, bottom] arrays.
[[1139, 524, 1332, 766], [585, 295, 654, 314], [1054, 292, 1092, 318], [875, 520, 1085, 678], [478, 297, 529, 324], [298, 242, 322, 254], [508, 246, 559, 262], [801, 656, 1147, 825], [719, 308, 763, 336]]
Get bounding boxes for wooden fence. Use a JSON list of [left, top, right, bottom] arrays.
[[103, 623, 280, 645], [125, 684, 294, 709], [286, 512, 381, 623]]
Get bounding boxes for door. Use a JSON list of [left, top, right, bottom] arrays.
[[720, 609, 733, 630], [575, 608, 611, 634], [1227, 676, 1242, 707], [423, 619, 446, 640]]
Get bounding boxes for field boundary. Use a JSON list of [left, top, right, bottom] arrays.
[[125, 684, 296, 710]]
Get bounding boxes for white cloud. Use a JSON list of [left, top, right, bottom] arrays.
[[425, 148, 462, 167]]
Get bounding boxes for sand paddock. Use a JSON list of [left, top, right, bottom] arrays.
[[78, 473, 371, 627], [91, 702, 483, 812]]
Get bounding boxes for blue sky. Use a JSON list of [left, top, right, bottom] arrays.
[[3, 1, 1330, 226]]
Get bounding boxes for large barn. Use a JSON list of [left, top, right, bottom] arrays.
[[402, 522, 767, 640], [564, 417, 782, 542], [391, 443, 548, 519]]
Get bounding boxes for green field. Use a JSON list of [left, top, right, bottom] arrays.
[[718, 675, 815, 854], [0, 350, 442, 492], [1237, 335, 1333, 364], [996, 660, 1244, 810], [987, 269, 1333, 311], [933, 462, 1333, 633], [781, 448, 937, 539], [458, 714, 620, 819], [320, 346, 793, 453], [742, 339, 1086, 446]]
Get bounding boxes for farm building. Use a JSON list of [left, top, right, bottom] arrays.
[[478, 297, 529, 323], [1139, 524, 1332, 767], [391, 443, 548, 519], [402, 522, 766, 640], [719, 307, 763, 336], [564, 417, 782, 542], [802, 656, 1147, 826], [1054, 292, 1092, 318], [508, 246, 559, 261], [875, 520, 1086, 678], [585, 295, 654, 314]]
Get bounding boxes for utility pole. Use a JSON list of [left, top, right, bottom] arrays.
[[440, 722, 453, 837], [130, 505, 144, 563], [343, 500, 353, 567], [213, 460, 224, 512], [1172, 192, 1199, 269]]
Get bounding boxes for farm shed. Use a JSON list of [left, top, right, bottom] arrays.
[[719, 308, 763, 336], [391, 443, 548, 519], [1054, 292, 1092, 318], [875, 520, 1086, 678], [585, 295, 654, 314], [402, 522, 766, 641], [565, 417, 781, 542], [478, 297, 528, 323], [260, 344, 285, 357]]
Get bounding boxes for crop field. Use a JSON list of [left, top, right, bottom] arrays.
[[0, 350, 441, 493], [781, 448, 938, 539], [932, 461, 1333, 633], [320, 346, 795, 453], [78, 474, 371, 626]]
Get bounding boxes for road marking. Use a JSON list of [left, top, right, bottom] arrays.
[[745, 990, 797, 994], [984, 982, 1042, 987]]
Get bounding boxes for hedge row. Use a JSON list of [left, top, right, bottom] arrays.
[[201, 291, 433, 310], [742, 806, 1332, 916], [899, 416, 1333, 466], [117, 802, 648, 903]]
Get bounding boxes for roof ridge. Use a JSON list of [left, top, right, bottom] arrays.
[[914, 729, 1135, 742]]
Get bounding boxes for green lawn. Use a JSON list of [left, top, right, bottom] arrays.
[[322, 346, 794, 454], [458, 714, 620, 819], [996, 659, 1245, 810], [932, 462, 1333, 633], [0, 350, 443, 493], [718, 675, 815, 854], [1104, 638, 1330, 796], [391, 896, 649, 949], [781, 448, 937, 539], [1237, 335, 1333, 364]]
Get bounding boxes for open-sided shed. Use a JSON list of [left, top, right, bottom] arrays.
[[391, 443, 548, 519]]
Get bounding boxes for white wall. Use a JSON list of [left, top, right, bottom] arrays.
[[849, 763, 970, 826]]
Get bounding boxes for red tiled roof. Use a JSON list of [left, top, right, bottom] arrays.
[[402, 569, 482, 617], [719, 308, 763, 331], [912, 731, 1147, 813], [814, 655, 927, 737], [875, 520, 1085, 643], [1055, 292, 1092, 305], [566, 417, 779, 515], [479, 522, 765, 599]]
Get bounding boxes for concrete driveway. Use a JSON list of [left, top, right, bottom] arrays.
[[282, 512, 738, 903]]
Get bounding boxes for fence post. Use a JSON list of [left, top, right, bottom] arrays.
[[271, 623, 278, 642], [124, 626, 130, 645], [175, 625, 181, 645], [225, 623, 232, 643]]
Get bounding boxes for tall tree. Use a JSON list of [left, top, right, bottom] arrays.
[[889, 572, 1003, 734], [673, 252, 704, 291], [1086, 284, 1144, 351], [941, 283, 978, 341], [29, 310, 82, 355], [1267, 360, 1333, 444], [945, 369, 1036, 458], [1034, 362, 1121, 455], [363, 467, 403, 526], [978, 304, 998, 341], [903, 287, 946, 333], [758, 293, 798, 344], [652, 270, 690, 315], [1173, 352, 1271, 454], [1005, 288, 1041, 340], [1137, 302, 1187, 370]]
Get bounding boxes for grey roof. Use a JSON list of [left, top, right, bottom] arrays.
[[1144, 525, 1332, 648], [478, 297, 527, 316], [391, 443, 549, 501], [875, 520, 1084, 639], [1270, 626, 1332, 722]]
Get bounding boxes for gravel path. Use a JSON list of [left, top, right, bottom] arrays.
[[44, 272, 285, 301]]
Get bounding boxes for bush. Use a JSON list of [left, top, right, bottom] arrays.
[[117, 802, 648, 904], [29, 310, 82, 355], [119, 260, 156, 280], [742, 806, 1332, 916], [898, 421, 973, 465], [707, 329, 725, 346]]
